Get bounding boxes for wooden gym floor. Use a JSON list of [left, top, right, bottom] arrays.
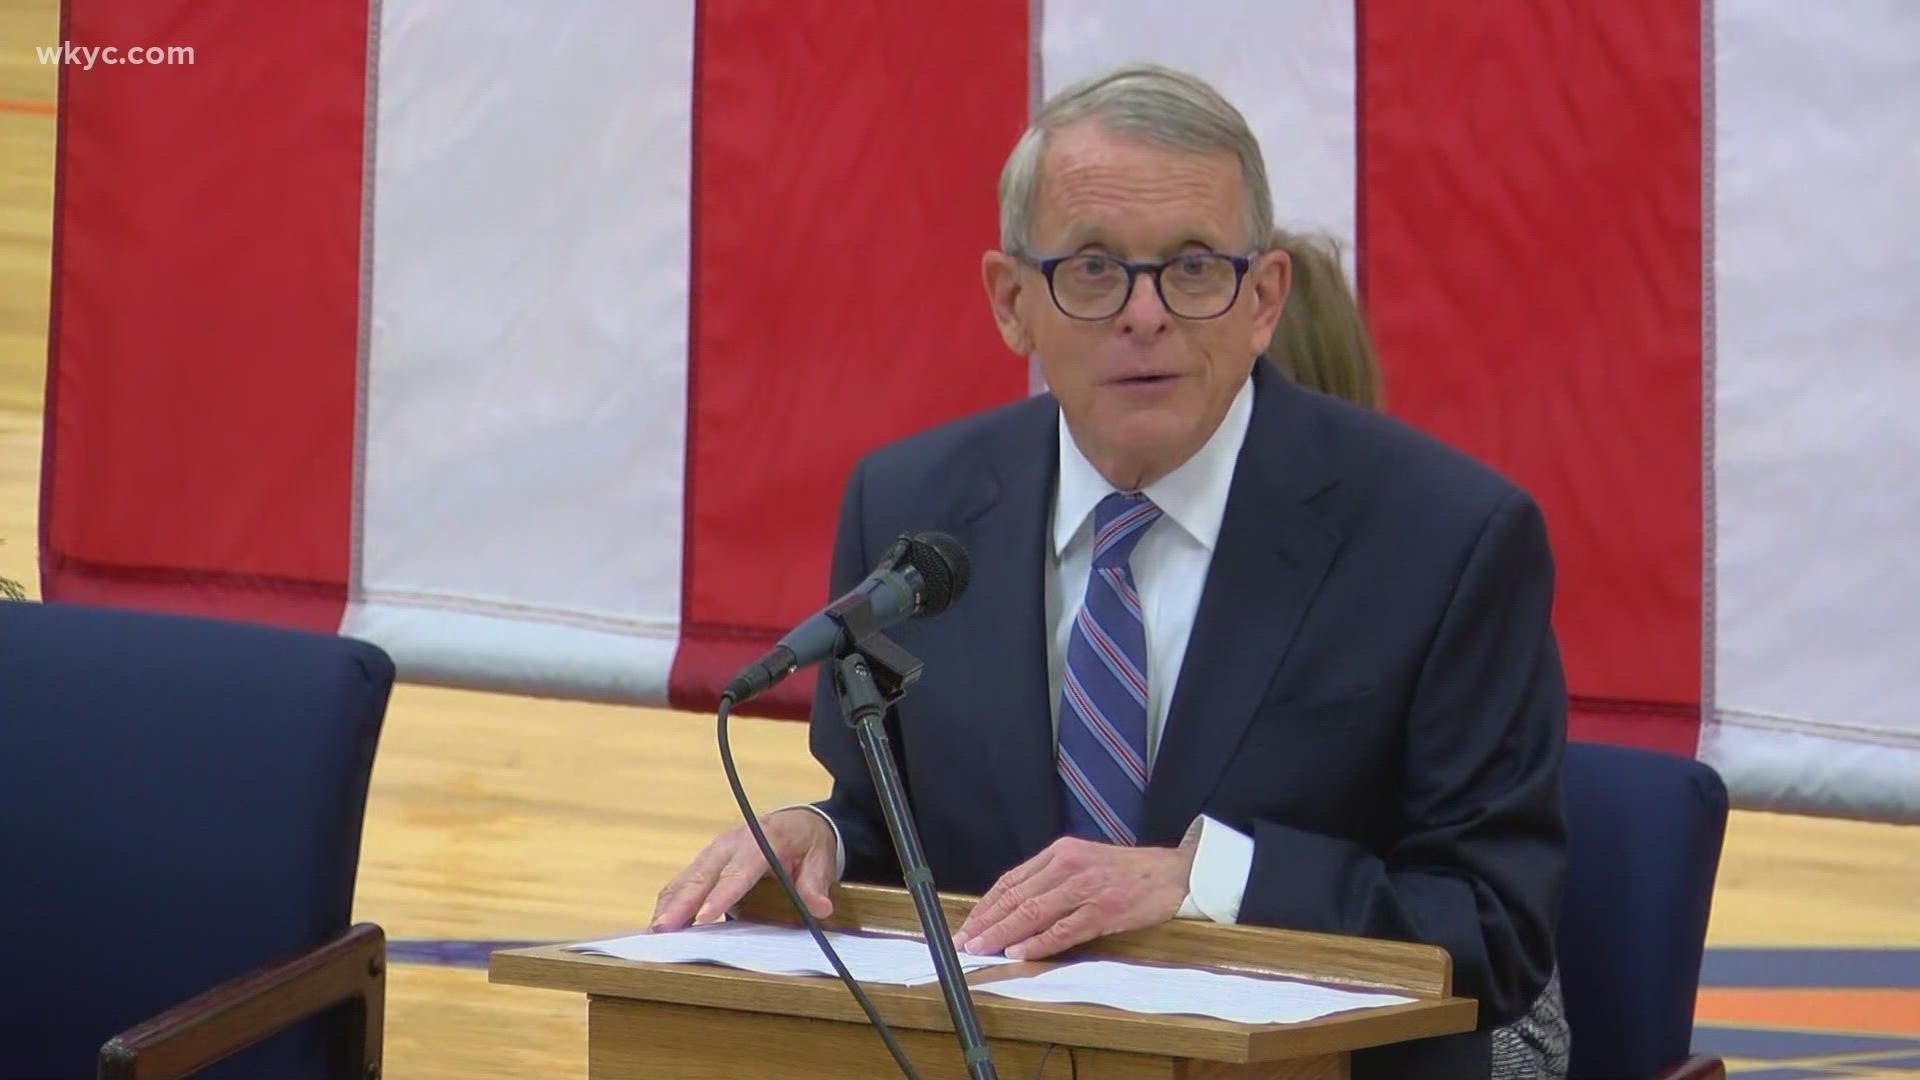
[[2, 4, 1914, 1076]]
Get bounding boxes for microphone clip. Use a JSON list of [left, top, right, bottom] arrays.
[[830, 633, 923, 726]]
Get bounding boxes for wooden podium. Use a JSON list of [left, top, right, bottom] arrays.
[[489, 881, 1476, 1079]]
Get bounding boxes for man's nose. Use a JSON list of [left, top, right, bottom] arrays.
[[1115, 268, 1170, 336]]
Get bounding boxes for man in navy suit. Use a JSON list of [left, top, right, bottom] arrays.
[[653, 63, 1569, 1078]]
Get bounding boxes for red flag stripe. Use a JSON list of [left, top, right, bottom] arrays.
[[1358, 0, 1705, 749], [668, 0, 1033, 715], [41, 0, 366, 632]]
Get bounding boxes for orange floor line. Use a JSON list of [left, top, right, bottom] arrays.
[[0, 98, 56, 116], [1696, 988, 1920, 1039]]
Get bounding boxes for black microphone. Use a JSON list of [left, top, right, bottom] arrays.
[[724, 531, 971, 703]]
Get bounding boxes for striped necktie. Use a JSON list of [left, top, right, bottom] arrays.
[[1057, 491, 1162, 845]]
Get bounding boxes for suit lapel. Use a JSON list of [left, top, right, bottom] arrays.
[[1142, 368, 1343, 844], [947, 395, 1064, 860]]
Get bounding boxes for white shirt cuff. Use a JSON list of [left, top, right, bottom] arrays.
[[773, 803, 847, 881], [1174, 815, 1253, 923]]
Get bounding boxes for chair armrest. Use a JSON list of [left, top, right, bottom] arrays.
[[98, 922, 385, 1080], [1655, 1055, 1726, 1080]]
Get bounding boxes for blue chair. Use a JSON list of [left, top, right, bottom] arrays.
[[0, 601, 394, 1080], [1559, 741, 1730, 1080]]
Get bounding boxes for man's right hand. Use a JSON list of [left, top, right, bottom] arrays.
[[649, 808, 838, 931]]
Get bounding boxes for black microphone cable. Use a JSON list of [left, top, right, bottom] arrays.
[[716, 690, 923, 1080]]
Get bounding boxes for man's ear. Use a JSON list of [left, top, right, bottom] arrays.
[[1247, 247, 1291, 358], [982, 251, 1034, 355]]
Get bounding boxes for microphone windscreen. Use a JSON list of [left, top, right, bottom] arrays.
[[907, 532, 970, 614]]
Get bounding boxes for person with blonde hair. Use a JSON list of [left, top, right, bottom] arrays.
[[1265, 229, 1383, 409]]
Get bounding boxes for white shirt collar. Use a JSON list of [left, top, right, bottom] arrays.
[[1053, 373, 1254, 558]]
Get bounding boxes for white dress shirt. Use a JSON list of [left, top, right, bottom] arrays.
[[800, 375, 1259, 924], [1047, 375, 1255, 924]]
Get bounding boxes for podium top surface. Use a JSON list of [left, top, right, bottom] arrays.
[[489, 883, 1477, 1064]]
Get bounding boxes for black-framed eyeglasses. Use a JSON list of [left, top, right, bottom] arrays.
[[1021, 251, 1254, 321]]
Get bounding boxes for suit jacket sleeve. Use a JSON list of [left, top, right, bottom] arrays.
[[1240, 488, 1567, 1028], [806, 456, 907, 885]]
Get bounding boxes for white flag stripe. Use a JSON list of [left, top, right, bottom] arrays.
[[345, 0, 695, 694], [1040, 0, 1359, 265], [339, 601, 678, 704], [1705, 0, 1920, 818]]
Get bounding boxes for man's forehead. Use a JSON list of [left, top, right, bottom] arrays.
[[1032, 124, 1245, 249]]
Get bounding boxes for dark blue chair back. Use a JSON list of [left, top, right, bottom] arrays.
[[0, 601, 392, 1080], [1559, 741, 1729, 1079]]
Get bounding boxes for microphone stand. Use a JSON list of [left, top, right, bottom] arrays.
[[830, 628, 999, 1080]]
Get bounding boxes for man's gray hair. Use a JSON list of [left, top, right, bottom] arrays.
[[997, 63, 1275, 257]]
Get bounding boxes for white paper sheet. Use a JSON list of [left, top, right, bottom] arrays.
[[972, 960, 1415, 1024], [564, 922, 1018, 986]]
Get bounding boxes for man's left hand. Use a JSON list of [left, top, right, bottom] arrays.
[[953, 836, 1197, 961]]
